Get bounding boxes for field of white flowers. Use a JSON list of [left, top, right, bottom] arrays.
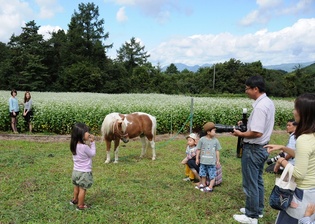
[[0, 91, 294, 134]]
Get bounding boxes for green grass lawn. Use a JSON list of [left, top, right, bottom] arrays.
[[0, 133, 286, 223]]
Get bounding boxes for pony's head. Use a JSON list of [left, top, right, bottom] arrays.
[[101, 113, 123, 138], [113, 114, 130, 143], [101, 112, 130, 142]]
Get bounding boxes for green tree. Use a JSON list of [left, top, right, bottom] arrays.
[[128, 62, 158, 93], [116, 37, 150, 73], [158, 73, 181, 94], [102, 62, 130, 93], [301, 73, 315, 93], [7, 20, 48, 91], [67, 2, 112, 65], [61, 61, 103, 92], [61, 2, 112, 92], [194, 67, 214, 94], [178, 69, 197, 94], [294, 64, 304, 95], [44, 30, 68, 91], [264, 69, 287, 97], [0, 42, 11, 89], [165, 63, 179, 75]]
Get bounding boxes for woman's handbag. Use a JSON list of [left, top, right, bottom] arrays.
[[269, 163, 297, 211]]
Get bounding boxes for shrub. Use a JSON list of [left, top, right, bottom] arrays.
[[0, 91, 294, 134]]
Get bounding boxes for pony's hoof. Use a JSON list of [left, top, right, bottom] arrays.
[[113, 160, 118, 164], [152, 157, 156, 161], [105, 160, 110, 164]]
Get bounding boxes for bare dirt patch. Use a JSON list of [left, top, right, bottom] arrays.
[[0, 133, 186, 143], [0, 131, 285, 143]]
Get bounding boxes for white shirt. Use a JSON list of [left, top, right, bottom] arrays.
[[244, 93, 275, 145], [286, 132, 296, 165]]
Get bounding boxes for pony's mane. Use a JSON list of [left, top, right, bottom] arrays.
[[101, 112, 123, 137]]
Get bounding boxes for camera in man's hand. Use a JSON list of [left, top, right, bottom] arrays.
[[266, 152, 285, 165], [213, 108, 248, 158], [215, 123, 247, 133]]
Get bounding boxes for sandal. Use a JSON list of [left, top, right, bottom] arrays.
[[69, 199, 78, 205], [201, 187, 213, 192], [76, 204, 90, 211], [195, 184, 205, 189]]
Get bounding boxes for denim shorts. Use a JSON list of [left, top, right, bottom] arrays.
[[199, 164, 216, 179], [72, 170, 93, 189]]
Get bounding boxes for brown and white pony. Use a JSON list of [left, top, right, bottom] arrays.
[[101, 112, 157, 163]]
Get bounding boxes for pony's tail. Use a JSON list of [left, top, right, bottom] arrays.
[[151, 115, 157, 141], [101, 118, 106, 140]]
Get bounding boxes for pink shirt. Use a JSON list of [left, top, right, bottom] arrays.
[[73, 142, 96, 172]]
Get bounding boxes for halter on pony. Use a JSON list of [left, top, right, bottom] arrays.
[[112, 119, 129, 143]]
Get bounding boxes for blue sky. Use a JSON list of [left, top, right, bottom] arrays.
[[0, 0, 314, 67]]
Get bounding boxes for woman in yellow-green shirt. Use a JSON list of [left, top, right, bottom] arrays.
[[266, 93, 315, 224]]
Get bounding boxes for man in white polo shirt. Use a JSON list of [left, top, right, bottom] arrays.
[[232, 75, 275, 224]]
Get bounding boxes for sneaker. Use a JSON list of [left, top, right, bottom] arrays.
[[194, 184, 205, 190], [182, 177, 191, 181], [69, 199, 78, 205], [76, 204, 90, 211], [240, 208, 263, 218], [200, 187, 213, 192], [233, 214, 258, 224]]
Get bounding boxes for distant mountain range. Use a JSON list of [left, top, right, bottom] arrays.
[[162, 61, 315, 73], [263, 62, 314, 72]]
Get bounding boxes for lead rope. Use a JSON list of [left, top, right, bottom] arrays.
[[155, 113, 193, 150]]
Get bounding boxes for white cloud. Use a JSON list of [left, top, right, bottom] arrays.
[[0, 0, 33, 41], [112, 0, 136, 4], [240, 10, 261, 26], [150, 18, 315, 66], [35, 0, 63, 19], [155, 10, 170, 24], [38, 25, 63, 40], [0, 0, 63, 43], [280, 0, 315, 14], [256, 0, 282, 9], [116, 7, 128, 22], [109, 0, 185, 23], [240, 0, 314, 26], [134, 37, 144, 47]]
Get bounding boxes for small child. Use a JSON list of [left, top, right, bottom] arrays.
[[69, 123, 96, 211], [181, 133, 198, 181], [299, 204, 315, 224], [195, 122, 221, 192]]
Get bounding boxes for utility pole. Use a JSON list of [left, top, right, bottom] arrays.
[[190, 98, 193, 133], [213, 64, 216, 89]]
